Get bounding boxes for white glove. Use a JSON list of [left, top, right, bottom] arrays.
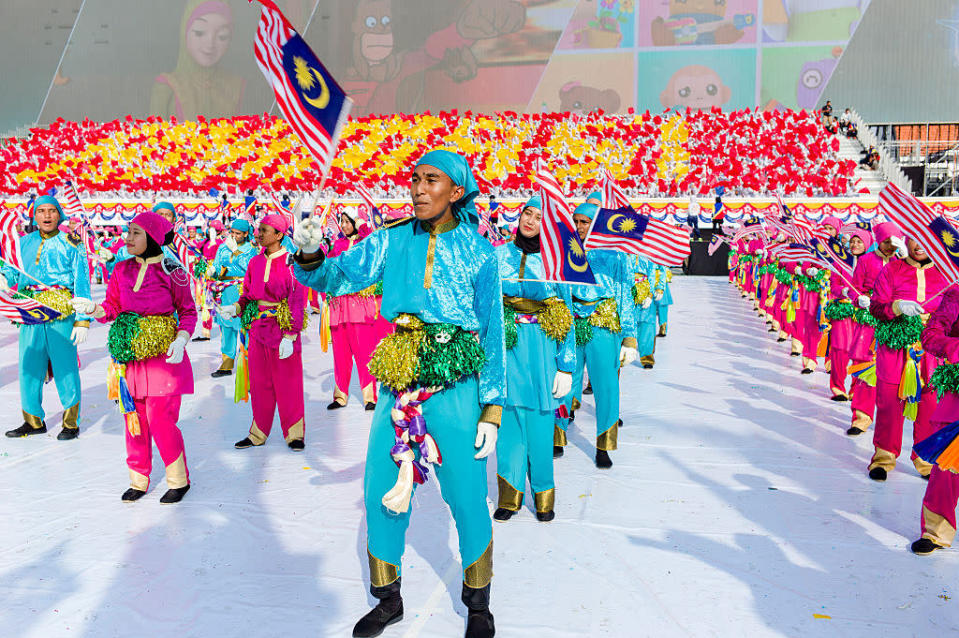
[[619, 346, 638, 366], [806, 267, 819, 277], [217, 304, 237, 320], [841, 287, 849, 297], [890, 235, 907, 258], [70, 297, 98, 315], [474, 421, 498, 459], [642, 298, 652, 310], [293, 217, 324, 254], [278, 336, 294, 360], [551, 371, 572, 399], [165, 334, 188, 364], [654, 290, 664, 301], [70, 326, 88, 346], [97, 248, 113, 261], [897, 300, 924, 317], [857, 295, 870, 309], [0, 277, 10, 294]]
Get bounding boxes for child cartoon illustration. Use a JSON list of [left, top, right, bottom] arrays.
[[651, 0, 755, 46], [659, 64, 731, 110]]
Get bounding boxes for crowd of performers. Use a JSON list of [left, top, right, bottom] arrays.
[[729, 217, 959, 559], [0, 150, 675, 638]]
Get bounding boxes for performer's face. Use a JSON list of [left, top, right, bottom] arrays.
[[410, 165, 464, 223], [157, 209, 176, 225], [824, 226, 838, 238], [35, 204, 59, 233], [126, 224, 148, 256], [849, 236, 866, 255], [257, 224, 282, 248], [518, 206, 542, 239], [907, 238, 927, 261], [573, 213, 592, 241], [339, 215, 356, 236], [878, 238, 896, 257], [230, 229, 247, 244]]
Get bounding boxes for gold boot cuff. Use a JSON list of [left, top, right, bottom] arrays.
[[868, 447, 896, 472], [464, 541, 493, 589], [284, 418, 305, 444], [165, 452, 189, 489], [553, 425, 567, 447], [129, 468, 149, 491], [62, 403, 80, 429], [496, 475, 523, 511], [368, 548, 400, 588], [534, 489, 555, 513], [922, 505, 957, 547], [249, 422, 268, 446], [219, 355, 235, 372], [22, 411, 44, 429], [597, 421, 619, 451]]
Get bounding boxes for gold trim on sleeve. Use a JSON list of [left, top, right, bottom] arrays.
[[479, 404, 502, 426]]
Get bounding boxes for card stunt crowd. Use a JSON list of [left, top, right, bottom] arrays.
[[2, 150, 677, 638], [729, 216, 959, 563]]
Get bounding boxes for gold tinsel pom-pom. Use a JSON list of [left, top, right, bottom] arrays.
[[273, 299, 310, 333], [369, 328, 424, 392], [34, 289, 75, 316], [132, 315, 178, 361], [540, 297, 573, 343], [589, 298, 621, 333], [632, 281, 651, 305], [356, 283, 379, 298]]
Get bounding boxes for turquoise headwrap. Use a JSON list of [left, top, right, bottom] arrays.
[[230, 218, 253, 242], [152, 202, 176, 216], [34, 195, 63, 221], [587, 191, 603, 203], [523, 196, 542, 211], [573, 203, 599, 220], [414, 150, 481, 225]]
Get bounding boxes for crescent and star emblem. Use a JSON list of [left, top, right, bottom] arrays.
[[606, 214, 625, 233], [567, 236, 588, 273], [940, 228, 959, 258], [293, 56, 330, 110]]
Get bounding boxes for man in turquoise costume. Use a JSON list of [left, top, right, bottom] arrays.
[[210, 218, 256, 377]]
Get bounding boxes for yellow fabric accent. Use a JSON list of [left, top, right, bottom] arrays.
[[165, 452, 189, 489], [132, 255, 164, 292], [597, 420, 619, 451], [61, 403, 80, 430], [129, 468, 149, 491], [913, 456, 933, 477], [868, 446, 897, 472], [284, 418, 305, 444], [33, 288, 74, 316], [922, 505, 957, 547], [534, 489, 556, 514], [496, 475, 524, 511], [368, 548, 400, 588], [262, 248, 288, 283], [218, 354, 235, 372], [622, 337, 638, 349], [421, 218, 459, 289], [553, 425, 567, 447], [362, 383, 376, 404], [22, 411, 44, 429], [248, 422, 268, 446], [480, 404, 503, 426], [464, 540, 493, 588], [332, 387, 349, 405]]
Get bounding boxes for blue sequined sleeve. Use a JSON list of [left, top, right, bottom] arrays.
[[294, 229, 389, 296], [473, 250, 506, 407], [553, 281, 577, 373], [615, 252, 636, 341]]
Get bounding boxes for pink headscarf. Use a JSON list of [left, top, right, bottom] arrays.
[[187, 1, 233, 33], [821, 216, 843, 232], [131, 211, 173, 244], [261, 214, 290, 234], [848, 228, 873, 252], [874, 222, 904, 244]]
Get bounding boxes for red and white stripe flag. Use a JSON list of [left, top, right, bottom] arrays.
[[769, 243, 831, 271], [880, 183, 959, 284], [62, 181, 98, 260], [596, 169, 691, 266], [269, 193, 296, 227], [0, 206, 24, 271], [537, 160, 595, 283], [253, 0, 351, 178]]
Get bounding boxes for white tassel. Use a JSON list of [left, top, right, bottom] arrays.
[[421, 434, 441, 465], [382, 450, 416, 514]]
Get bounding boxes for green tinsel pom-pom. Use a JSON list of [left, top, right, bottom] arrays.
[[824, 300, 855, 321], [574, 316, 593, 346], [775, 268, 792, 285], [240, 302, 259, 331], [417, 324, 487, 390], [853, 306, 878, 327], [503, 305, 518, 350], [874, 314, 925, 350], [192, 258, 208, 280], [930, 362, 959, 399], [108, 312, 142, 363]]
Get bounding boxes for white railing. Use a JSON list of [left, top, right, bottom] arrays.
[[849, 109, 910, 192]]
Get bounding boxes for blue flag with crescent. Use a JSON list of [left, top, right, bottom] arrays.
[[929, 217, 959, 271], [555, 222, 595, 284], [588, 205, 650, 246]]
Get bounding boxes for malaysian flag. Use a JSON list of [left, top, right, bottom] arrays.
[[0, 289, 62, 324], [880, 183, 959, 284], [62, 181, 97, 258], [253, 0, 352, 176], [808, 237, 859, 293], [355, 183, 384, 229], [707, 234, 727, 256], [269, 192, 296, 227], [732, 217, 767, 244], [769, 243, 831, 271], [537, 161, 595, 284], [595, 170, 691, 266], [0, 206, 25, 271]]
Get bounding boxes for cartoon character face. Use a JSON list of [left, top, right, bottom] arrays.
[[669, 0, 728, 18], [186, 9, 233, 68], [659, 65, 730, 110], [796, 57, 837, 109], [559, 82, 622, 113], [352, 0, 394, 63]]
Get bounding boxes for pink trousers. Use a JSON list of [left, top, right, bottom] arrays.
[[828, 318, 854, 395], [127, 396, 188, 491], [869, 380, 938, 473], [331, 321, 386, 403], [248, 339, 305, 444]]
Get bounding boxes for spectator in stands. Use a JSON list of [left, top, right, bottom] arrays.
[[821, 100, 833, 118], [846, 120, 858, 139], [839, 108, 851, 133], [859, 146, 880, 170]]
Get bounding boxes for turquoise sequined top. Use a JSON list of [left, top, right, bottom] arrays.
[[294, 218, 506, 407], [1, 230, 92, 322], [567, 249, 637, 342]]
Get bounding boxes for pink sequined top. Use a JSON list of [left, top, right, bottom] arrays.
[[852, 250, 895, 298], [326, 234, 380, 324], [922, 288, 959, 364], [870, 258, 949, 322], [237, 248, 307, 348]]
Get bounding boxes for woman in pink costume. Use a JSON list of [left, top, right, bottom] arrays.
[[845, 222, 902, 435], [824, 226, 873, 400], [790, 218, 840, 374], [71, 212, 196, 503], [867, 237, 948, 481], [910, 287, 959, 554], [326, 211, 389, 411], [221, 215, 307, 451]]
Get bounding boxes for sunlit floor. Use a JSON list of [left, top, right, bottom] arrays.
[[1, 277, 956, 637]]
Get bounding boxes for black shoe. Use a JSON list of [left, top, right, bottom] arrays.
[[777, 337, 787, 343], [211, 369, 232, 378], [553, 446, 564, 458], [160, 484, 190, 504], [569, 410, 575, 422], [327, 401, 345, 410], [465, 609, 495, 638], [830, 394, 849, 402], [365, 402, 376, 411], [121, 488, 146, 502], [911, 538, 943, 555], [868, 467, 887, 481], [234, 437, 254, 449], [536, 510, 555, 522], [790, 352, 800, 357], [846, 427, 865, 436], [191, 336, 210, 342], [492, 508, 515, 522], [583, 383, 593, 395], [921, 473, 931, 481], [768, 328, 776, 332], [800, 368, 813, 375], [288, 439, 305, 451], [352, 596, 403, 638], [5, 422, 46, 437], [595, 449, 613, 469], [643, 363, 653, 369], [57, 427, 79, 440], [616, 418, 623, 428]]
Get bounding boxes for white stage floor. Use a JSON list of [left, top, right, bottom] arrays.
[[1, 277, 957, 637]]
